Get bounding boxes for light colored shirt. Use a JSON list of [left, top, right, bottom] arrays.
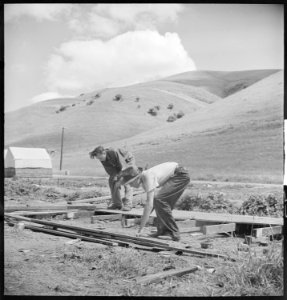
[[141, 162, 178, 193]]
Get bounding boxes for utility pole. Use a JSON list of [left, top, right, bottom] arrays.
[[60, 127, 65, 170]]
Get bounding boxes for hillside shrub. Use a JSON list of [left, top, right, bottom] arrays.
[[167, 103, 174, 110], [177, 110, 184, 119], [56, 105, 69, 113], [94, 93, 101, 98], [86, 100, 94, 105], [137, 105, 141, 109], [135, 97, 140, 102], [114, 94, 123, 101], [167, 114, 177, 122], [72, 104, 76, 107], [154, 105, 160, 111], [147, 107, 158, 116]]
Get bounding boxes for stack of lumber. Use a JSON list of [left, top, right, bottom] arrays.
[[4, 213, 235, 261]]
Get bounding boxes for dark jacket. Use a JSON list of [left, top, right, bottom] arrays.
[[101, 148, 135, 177]]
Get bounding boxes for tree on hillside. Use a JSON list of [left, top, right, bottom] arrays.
[[113, 94, 123, 101]]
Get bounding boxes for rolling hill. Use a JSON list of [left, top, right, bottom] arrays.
[[4, 69, 283, 183]]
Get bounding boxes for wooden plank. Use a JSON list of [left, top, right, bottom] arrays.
[[19, 223, 118, 246], [94, 208, 283, 225], [252, 226, 282, 238], [91, 214, 122, 222], [4, 213, 169, 248], [166, 245, 236, 261], [136, 266, 199, 285], [5, 205, 68, 212], [202, 223, 236, 235], [11, 210, 78, 217], [180, 227, 202, 234], [66, 191, 145, 205], [177, 220, 197, 227], [5, 205, 99, 212]]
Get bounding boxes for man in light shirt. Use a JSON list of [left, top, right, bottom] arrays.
[[119, 162, 190, 241]]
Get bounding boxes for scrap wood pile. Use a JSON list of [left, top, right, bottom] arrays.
[[4, 213, 235, 262]]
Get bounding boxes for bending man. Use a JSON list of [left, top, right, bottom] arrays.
[[89, 145, 135, 211], [119, 162, 190, 241]]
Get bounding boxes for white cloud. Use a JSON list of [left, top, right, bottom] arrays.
[[94, 4, 183, 24], [30, 92, 68, 104], [68, 4, 184, 39], [4, 4, 74, 22], [68, 13, 121, 39], [46, 30, 196, 94]]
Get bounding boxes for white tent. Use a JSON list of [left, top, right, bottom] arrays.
[[5, 147, 52, 177]]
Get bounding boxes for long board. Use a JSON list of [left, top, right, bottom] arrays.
[[94, 208, 283, 225]]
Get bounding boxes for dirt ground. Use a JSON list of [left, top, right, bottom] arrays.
[[3, 178, 284, 296]]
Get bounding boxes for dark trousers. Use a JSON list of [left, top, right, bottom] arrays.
[[154, 166, 190, 235], [109, 176, 133, 207]]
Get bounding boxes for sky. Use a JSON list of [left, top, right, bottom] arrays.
[[4, 3, 284, 112]]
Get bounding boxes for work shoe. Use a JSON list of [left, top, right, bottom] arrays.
[[169, 232, 181, 242], [122, 205, 132, 211], [107, 203, 122, 210]]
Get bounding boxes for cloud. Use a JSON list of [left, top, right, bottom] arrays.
[[30, 92, 68, 104], [4, 4, 74, 22], [45, 30, 196, 94], [68, 3, 184, 39]]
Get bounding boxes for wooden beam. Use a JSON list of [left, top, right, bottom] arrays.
[[4, 213, 169, 248], [5, 205, 99, 212], [252, 226, 282, 238], [180, 227, 202, 234], [94, 208, 283, 225], [66, 191, 145, 205], [91, 214, 122, 222], [4, 213, 236, 261], [7, 222, 118, 246], [136, 266, 199, 285], [202, 223, 236, 235], [10, 210, 78, 217]]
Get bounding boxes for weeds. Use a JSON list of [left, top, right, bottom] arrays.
[[214, 242, 283, 296], [176, 192, 283, 216]]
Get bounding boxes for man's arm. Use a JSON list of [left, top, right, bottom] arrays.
[[137, 190, 154, 234]]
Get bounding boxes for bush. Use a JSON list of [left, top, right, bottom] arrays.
[[56, 105, 69, 113], [86, 100, 94, 105], [177, 110, 184, 118], [176, 192, 236, 213], [154, 105, 160, 111], [114, 94, 123, 101], [72, 104, 76, 107], [94, 93, 101, 98], [239, 194, 283, 217], [167, 114, 177, 122], [147, 108, 158, 116], [135, 97, 140, 102], [167, 103, 174, 110]]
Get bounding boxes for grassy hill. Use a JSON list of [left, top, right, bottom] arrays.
[[163, 69, 280, 98], [4, 69, 283, 183], [110, 70, 283, 183]]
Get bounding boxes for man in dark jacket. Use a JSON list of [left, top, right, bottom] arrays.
[[89, 145, 135, 210]]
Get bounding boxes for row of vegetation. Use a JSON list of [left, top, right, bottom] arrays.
[[56, 92, 184, 122], [176, 192, 283, 217]]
